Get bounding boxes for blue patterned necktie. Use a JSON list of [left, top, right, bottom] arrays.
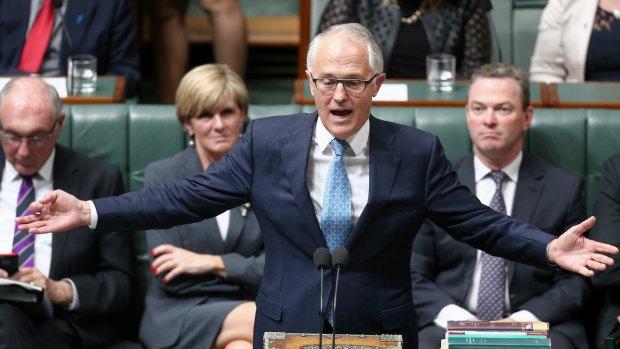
[[320, 139, 352, 326], [477, 170, 508, 321], [320, 139, 352, 252], [13, 175, 36, 268]]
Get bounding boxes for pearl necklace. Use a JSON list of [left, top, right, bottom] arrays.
[[390, 0, 428, 25], [613, 8, 620, 19]]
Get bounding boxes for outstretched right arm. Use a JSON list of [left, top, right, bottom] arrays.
[[16, 190, 92, 234]]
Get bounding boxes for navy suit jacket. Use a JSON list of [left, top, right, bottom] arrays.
[[0, 0, 140, 95], [411, 153, 591, 348], [92, 113, 556, 349], [0, 145, 134, 347], [590, 154, 620, 342]]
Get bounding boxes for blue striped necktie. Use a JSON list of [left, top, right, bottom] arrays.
[[13, 175, 36, 268]]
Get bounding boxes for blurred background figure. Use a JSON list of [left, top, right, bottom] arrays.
[[138, 64, 263, 349], [0, 0, 141, 96], [589, 153, 620, 347], [530, 0, 620, 82], [0, 77, 133, 348], [150, 0, 248, 103], [318, 0, 491, 79]]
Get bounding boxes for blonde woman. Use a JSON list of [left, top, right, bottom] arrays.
[[139, 64, 263, 349]]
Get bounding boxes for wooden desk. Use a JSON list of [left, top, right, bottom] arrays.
[[296, 79, 620, 109], [62, 76, 125, 104]]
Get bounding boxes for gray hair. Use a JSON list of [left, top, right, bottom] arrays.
[[0, 77, 62, 122], [307, 23, 384, 74], [469, 63, 530, 110]]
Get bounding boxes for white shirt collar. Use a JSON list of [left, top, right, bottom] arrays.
[[315, 116, 370, 156], [473, 151, 522, 183]]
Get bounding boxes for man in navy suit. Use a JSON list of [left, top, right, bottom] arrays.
[[0, 0, 140, 96], [16, 24, 618, 349], [0, 77, 133, 348], [411, 63, 591, 349]]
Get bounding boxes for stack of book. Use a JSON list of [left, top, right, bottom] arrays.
[[440, 321, 551, 348]]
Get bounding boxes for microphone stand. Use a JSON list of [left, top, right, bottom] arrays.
[[331, 266, 341, 349]]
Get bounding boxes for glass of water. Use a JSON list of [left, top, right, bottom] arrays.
[[67, 54, 97, 95], [426, 53, 456, 92]]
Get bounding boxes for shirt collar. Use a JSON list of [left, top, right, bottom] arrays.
[[315, 117, 370, 156], [3, 148, 55, 182], [473, 151, 522, 183]]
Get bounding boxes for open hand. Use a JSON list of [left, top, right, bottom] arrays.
[[549, 216, 619, 276], [15, 190, 91, 234]]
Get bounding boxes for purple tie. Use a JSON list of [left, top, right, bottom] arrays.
[[477, 171, 508, 321], [13, 175, 35, 268]]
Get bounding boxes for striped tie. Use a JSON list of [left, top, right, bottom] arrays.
[[477, 171, 508, 321], [13, 175, 36, 268]]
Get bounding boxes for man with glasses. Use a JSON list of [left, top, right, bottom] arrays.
[[15, 24, 618, 349], [0, 77, 133, 348]]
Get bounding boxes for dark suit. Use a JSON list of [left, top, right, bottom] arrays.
[[139, 148, 264, 349], [0, 145, 133, 348], [411, 153, 590, 348], [590, 154, 620, 343], [0, 0, 141, 95], [92, 113, 557, 349]]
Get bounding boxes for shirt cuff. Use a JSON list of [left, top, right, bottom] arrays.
[[435, 304, 476, 329], [88, 200, 98, 229], [508, 310, 540, 322], [62, 278, 80, 311]]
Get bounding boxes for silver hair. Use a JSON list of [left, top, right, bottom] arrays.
[[0, 77, 62, 122], [307, 23, 384, 74], [469, 63, 530, 110]]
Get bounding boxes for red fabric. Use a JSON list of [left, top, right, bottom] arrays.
[[17, 0, 54, 73]]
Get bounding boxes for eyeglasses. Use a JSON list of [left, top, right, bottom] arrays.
[[310, 73, 378, 95], [0, 120, 58, 147]]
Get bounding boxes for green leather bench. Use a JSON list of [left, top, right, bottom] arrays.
[[58, 104, 620, 345]]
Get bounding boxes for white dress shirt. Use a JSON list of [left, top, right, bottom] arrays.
[[435, 152, 540, 328], [1, 149, 80, 311], [306, 117, 370, 229]]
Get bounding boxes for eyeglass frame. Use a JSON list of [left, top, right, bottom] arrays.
[[0, 119, 59, 147], [310, 73, 379, 95]]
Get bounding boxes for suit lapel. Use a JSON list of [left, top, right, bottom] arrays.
[[224, 207, 246, 250], [347, 117, 400, 248], [512, 155, 544, 223], [455, 155, 480, 266], [279, 113, 324, 247], [49, 146, 77, 278]]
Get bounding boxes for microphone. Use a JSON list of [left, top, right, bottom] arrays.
[[313, 247, 331, 349], [330, 246, 349, 349], [479, 0, 503, 63], [53, 0, 76, 94]]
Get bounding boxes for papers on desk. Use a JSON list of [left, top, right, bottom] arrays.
[[0, 278, 44, 303], [0, 77, 68, 97], [373, 83, 408, 101]]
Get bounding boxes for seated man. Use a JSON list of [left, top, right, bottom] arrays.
[[590, 153, 620, 345], [0, 77, 133, 348], [411, 63, 591, 349], [0, 0, 140, 96]]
